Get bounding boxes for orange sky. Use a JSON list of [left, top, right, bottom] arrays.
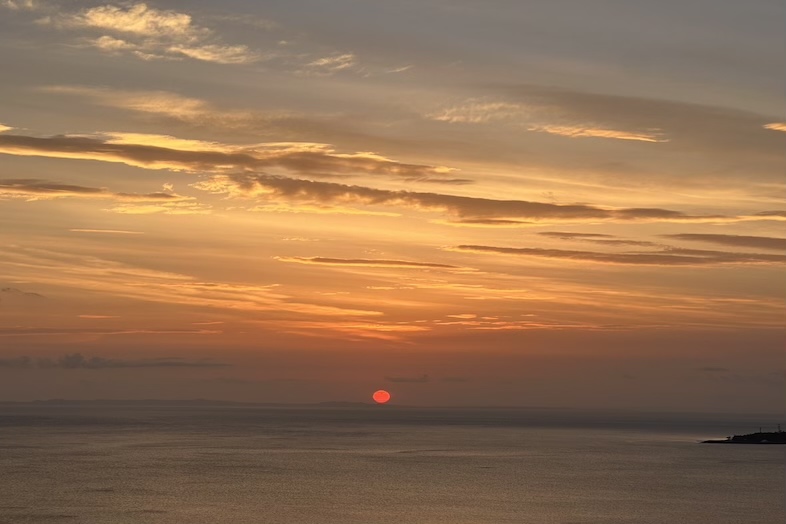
[[0, 1, 783, 412]]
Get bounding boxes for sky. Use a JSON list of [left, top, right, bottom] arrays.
[[0, 0, 784, 412]]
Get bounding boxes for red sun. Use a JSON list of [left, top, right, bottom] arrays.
[[372, 390, 391, 404]]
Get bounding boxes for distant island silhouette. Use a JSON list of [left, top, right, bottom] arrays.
[[703, 427, 785, 444]]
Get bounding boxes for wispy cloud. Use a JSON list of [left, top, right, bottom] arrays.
[[508, 85, 783, 161], [385, 374, 429, 383], [538, 232, 616, 240], [427, 99, 527, 124], [451, 244, 786, 266], [303, 53, 357, 75], [0, 353, 229, 368], [107, 201, 210, 215], [1, 245, 383, 319], [0, 178, 207, 214], [0, 128, 464, 183], [69, 229, 144, 235], [44, 3, 260, 64], [528, 124, 667, 143], [1, 0, 38, 11], [429, 86, 783, 163], [0, 178, 191, 202], [44, 85, 219, 121], [276, 256, 463, 270], [253, 320, 430, 341], [428, 98, 667, 143], [537, 231, 659, 247], [196, 174, 782, 224], [1, 286, 44, 299], [663, 233, 786, 251], [0, 328, 219, 337], [8, 3, 380, 74]]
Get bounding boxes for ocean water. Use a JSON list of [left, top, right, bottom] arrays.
[[0, 404, 782, 523]]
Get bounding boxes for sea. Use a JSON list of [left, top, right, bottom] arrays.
[[0, 403, 783, 523]]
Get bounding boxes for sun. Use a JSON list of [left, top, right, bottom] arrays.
[[372, 389, 391, 404]]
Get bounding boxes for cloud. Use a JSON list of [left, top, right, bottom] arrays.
[[1, 0, 37, 11], [428, 100, 527, 124], [167, 43, 258, 65], [44, 85, 218, 121], [60, 4, 205, 40], [246, 203, 399, 217], [451, 245, 786, 266], [439, 219, 534, 227], [585, 239, 662, 247], [0, 178, 192, 203], [538, 232, 615, 240], [2, 245, 383, 319], [0, 353, 230, 369], [0, 123, 12, 133], [385, 374, 430, 383], [504, 85, 783, 160], [107, 201, 211, 215], [528, 124, 667, 143], [69, 229, 144, 235], [663, 234, 786, 251], [428, 99, 666, 142], [254, 320, 430, 341], [304, 53, 357, 75], [0, 179, 205, 213], [17, 4, 379, 72], [0, 130, 463, 183], [1, 286, 44, 299], [537, 232, 659, 247], [0, 328, 220, 337], [196, 173, 777, 224], [755, 211, 786, 219], [45, 3, 259, 64], [429, 86, 783, 163], [275, 256, 461, 270], [0, 357, 32, 368]]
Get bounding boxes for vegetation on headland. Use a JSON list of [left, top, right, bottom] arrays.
[[703, 429, 786, 444]]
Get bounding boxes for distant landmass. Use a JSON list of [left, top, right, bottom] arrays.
[[703, 429, 786, 444]]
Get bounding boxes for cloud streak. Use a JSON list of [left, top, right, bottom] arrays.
[[276, 256, 461, 270], [385, 374, 429, 383], [451, 245, 786, 266], [663, 234, 786, 251], [538, 232, 616, 240], [0, 353, 230, 369], [196, 174, 782, 224], [429, 85, 784, 167], [528, 124, 667, 143], [0, 131, 464, 183], [1, 245, 383, 319], [1, 286, 45, 299], [0, 178, 190, 202], [537, 232, 659, 247], [0, 328, 220, 337], [47, 3, 259, 64]]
